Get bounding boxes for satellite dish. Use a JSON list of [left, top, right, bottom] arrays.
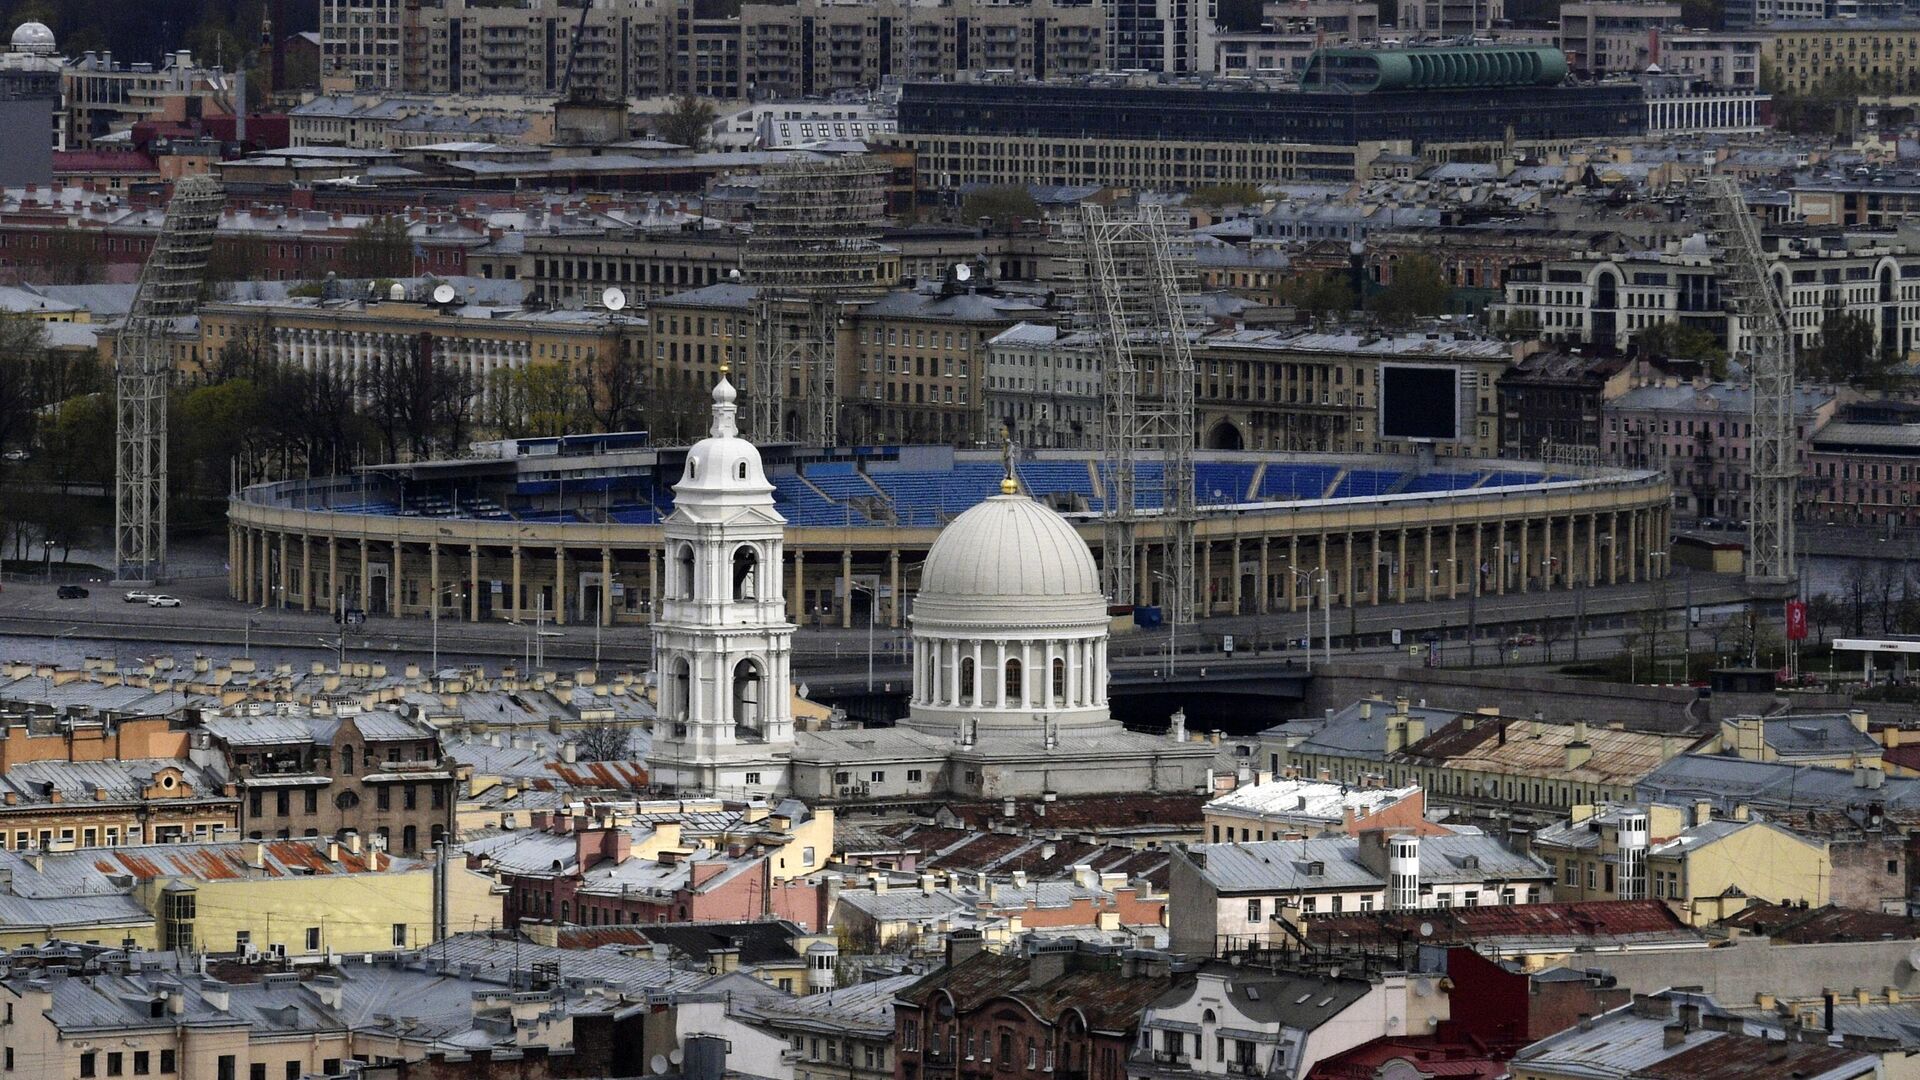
[[669, 1049, 684, 1065], [728, 268, 743, 282], [1413, 978, 1434, 998], [388, 283, 406, 301], [602, 286, 627, 312], [1418, 921, 1434, 938], [432, 283, 456, 305], [650, 1056, 669, 1075], [953, 263, 973, 282]]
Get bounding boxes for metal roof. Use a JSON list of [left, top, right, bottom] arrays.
[[1179, 833, 1548, 895]]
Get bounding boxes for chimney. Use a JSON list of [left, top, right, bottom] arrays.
[[946, 929, 985, 967], [1663, 1023, 1687, 1049]]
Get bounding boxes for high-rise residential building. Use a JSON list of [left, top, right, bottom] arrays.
[[322, 0, 405, 88]]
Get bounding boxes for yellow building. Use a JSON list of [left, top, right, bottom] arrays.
[[1707, 711, 1878, 769], [1530, 802, 1830, 925], [1764, 20, 1920, 95], [1, 837, 501, 956]]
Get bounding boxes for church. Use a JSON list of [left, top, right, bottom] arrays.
[[646, 375, 1218, 801]]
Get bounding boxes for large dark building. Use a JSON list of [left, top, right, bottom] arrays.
[[893, 46, 1643, 188]]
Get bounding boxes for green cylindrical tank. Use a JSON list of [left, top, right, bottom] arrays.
[[1304, 45, 1569, 92]]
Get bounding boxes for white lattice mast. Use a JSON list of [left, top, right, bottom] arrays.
[[1695, 176, 1796, 594], [1069, 204, 1198, 623], [743, 157, 888, 446], [114, 175, 225, 584]]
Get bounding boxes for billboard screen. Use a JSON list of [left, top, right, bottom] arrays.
[[1378, 364, 1460, 441]]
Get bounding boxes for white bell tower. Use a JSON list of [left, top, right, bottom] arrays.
[[649, 372, 795, 796]]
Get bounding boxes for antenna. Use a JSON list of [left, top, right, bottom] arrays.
[[431, 283, 456, 305], [953, 262, 972, 282], [601, 286, 627, 312]]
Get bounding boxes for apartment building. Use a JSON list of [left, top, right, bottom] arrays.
[[1601, 379, 1835, 521], [0, 712, 237, 850], [1192, 329, 1518, 459], [985, 323, 1102, 451], [1762, 19, 1920, 95], [1804, 399, 1920, 526], [1492, 233, 1920, 359], [1558, 2, 1680, 74], [61, 50, 234, 150], [322, 0, 405, 88]]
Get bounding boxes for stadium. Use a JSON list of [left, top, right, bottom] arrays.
[[227, 440, 1673, 630]]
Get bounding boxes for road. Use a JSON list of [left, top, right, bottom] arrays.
[[0, 566, 1762, 674]]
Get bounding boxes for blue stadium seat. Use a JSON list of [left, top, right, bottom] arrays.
[[1331, 469, 1406, 499], [1256, 464, 1342, 501]]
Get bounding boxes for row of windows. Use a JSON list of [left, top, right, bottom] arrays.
[[65, 1049, 181, 1077]]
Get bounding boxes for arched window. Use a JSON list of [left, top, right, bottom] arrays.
[[999, 1033, 1012, 1064], [340, 744, 353, 770], [1051, 656, 1066, 704], [732, 545, 759, 601], [669, 656, 692, 722], [736, 461, 748, 480], [402, 824, 417, 853], [1004, 658, 1022, 701], [733, 659, 764, 738], [959, 658, 975, 705], [674, 543, 695, 601], [687, 458, 699, 480]]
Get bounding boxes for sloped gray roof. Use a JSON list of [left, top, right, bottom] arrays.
[[1180, 833, 1548, 894]]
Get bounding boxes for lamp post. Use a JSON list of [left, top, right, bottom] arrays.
[[1151, 570, 1180, 677], [1287, 567, 1323, 673], [244, 617, 258, 660], [595, 573, 620, 671]]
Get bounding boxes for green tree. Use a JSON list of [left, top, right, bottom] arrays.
[[1365, 255, 1451, 326], [960, 185, 1039, 231], [341, 217, 413, 279], [1634, 320, 1728, 375], [1806, 300, 1896, 387], [0, 315, 46, 468], [1277, 270, 1356, 327], [654, 94, 718, 150]]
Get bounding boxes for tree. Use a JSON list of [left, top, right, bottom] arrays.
[[960, 185, 1039, 231], [1277, 270, 1356, 328], [1805, 300, 1897, 387], [1807, 593, 1842, 647], [1634, 321, 1727, 375], [1843, 560, 1873, 636], [571, 721, 638, 762], [1365, 255, 1451, 326], [341, 217, 413, 279], [655, 94, 718, 151], [579, 342, 646, 433], [0, 315, 44, 469]]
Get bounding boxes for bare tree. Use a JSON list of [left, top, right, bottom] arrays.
[[1538, 617, 1569, 663], [572, 721, 638, 762]]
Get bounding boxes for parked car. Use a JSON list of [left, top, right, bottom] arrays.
[[146, 594, 181, 608], [1, 448, 27, 462], [123, 590, 155, 603], [1504, 632, 1538, 647], [56, 585, 87, 599]]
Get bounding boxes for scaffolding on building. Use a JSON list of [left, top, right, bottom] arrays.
[[1062, 204, 1198, 622], [1694, 175, 1797, 596], [743, 157, 889, 446], [114, 174, 225, 584]]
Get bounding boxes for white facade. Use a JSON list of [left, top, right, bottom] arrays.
[[1130, 966, 1424, 1080], [904, 482, 1113, 743], [984, 324, 1101, 451], [649, 374, 797, 796], [321, 0, 404, 89]]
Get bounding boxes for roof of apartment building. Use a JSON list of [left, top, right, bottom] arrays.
[[0, 757, 232, 808], [896, 946, 1174, 1031], [22, 968, 349, 1036], [1307, 900, 1701, 953], [1175, 834, 1549, 895], [0, 838, 401, 898], [1205, 778, 1420, 825], [1638, 754, 1920, 814], [733, 972, 921, 1037], [1718, 901, 1920, 944]]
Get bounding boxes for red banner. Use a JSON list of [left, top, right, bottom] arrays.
[[1785, 600, 1808, 641]]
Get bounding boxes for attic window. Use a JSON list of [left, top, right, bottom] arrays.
[[1294, 993, 1310, 1004], [1315, 997, 1333, 1008]]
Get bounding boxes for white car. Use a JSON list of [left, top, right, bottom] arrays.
[[123, 590, 156, 603], [146, 595, 181, 608]]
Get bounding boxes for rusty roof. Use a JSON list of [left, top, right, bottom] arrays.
[[1718, 902, 1920, 944], [1626, 1031, 1875, 1080], [1406, 717, 1674, 785], [545, 760, 649, 790], [897, 948, 1179, 1033], [0, 838, 393, 895], [937, 793, 1206, 832], [1308, 900, 1699, 951]]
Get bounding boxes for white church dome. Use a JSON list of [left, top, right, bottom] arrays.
[[673, 374, 774, 504], [10, 22, 54, 54], [920, 488, 1101, 603]]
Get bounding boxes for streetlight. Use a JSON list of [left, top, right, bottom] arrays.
[[1151, 570, 1181, 677], [244, 617, 259, 659], [594, 573, 620, 672], [1287, 567, 1324, 673]]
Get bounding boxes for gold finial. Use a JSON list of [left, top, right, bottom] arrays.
[[720, 360, 730, 376], [1000, 426, 1018, 494]]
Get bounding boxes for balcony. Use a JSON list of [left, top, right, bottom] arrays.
[[1129, 1050, 1193, 1072]]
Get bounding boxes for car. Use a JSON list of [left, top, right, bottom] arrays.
[[0, 449, 27, 462], [146, 594, 181, 608], [123, 590, 156, 603], [1504, 632, 1538, 647], [56, 584, 88, 599]]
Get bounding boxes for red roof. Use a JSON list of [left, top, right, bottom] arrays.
[[52, 150, 157, 175], [1305, 1036, 1506, 1080], [1309, 900, 1697, 950]]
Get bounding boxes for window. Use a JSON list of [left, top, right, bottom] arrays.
[[871, 771, 887, 783], [907, 769, 922, 783], [216, 1058, 234, 1080], [284, 1064, 299, 1080], [1027, 1038, 1039, 1069], [745, 772, 761, 786], [377, 785, 391, 811], [1246, 898, 1263, 923], [82, 1053, 98, 1079], [235, 930, 251, 952], [134, 1053, 148, 1076], [393, 922, 408, 947], [249, 1065, 265, 1080], [305, 927, 321, 951], [305, 789, 318, 814], [161, 1051, 176, 1075]]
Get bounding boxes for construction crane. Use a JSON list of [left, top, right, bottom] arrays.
[[557, 0, 597, 102], [1693, 175, 1797, 596], [1064, 205, 1198, 624], [114, 175, 225, 585]]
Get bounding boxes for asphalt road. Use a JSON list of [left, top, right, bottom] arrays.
[[0, 566, 1761, 673]]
